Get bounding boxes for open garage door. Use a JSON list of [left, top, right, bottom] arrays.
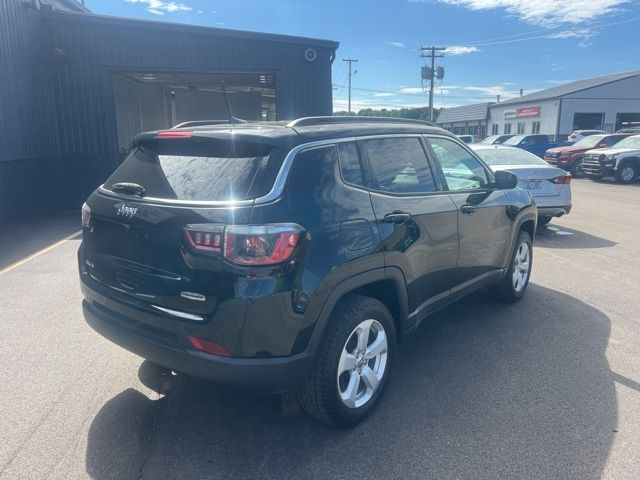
[[111, 72, 276, 158]]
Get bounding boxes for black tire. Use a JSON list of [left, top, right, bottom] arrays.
[[538, 216, 553, 226], [614, 162, 638, 184], [489, 230, 533, 303], [298, 294, 395, 428], [570, 157, 584, 178]]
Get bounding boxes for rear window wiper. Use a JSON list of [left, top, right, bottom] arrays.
[[111, 182, 146, 197]]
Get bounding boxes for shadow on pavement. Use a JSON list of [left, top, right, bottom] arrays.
[[0, 212, 80, 270], [535, 223, 616, 249], [86, 285, 616, 480]]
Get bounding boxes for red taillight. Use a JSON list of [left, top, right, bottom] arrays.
[[551, 174, 572, 184], [184, 225, 223, 253], [183, 223, 303, 266], [81, 203, 92, 228], [189, 336, 231, 357], [224, 225, 301, 266], [155, 130, 193, 138]]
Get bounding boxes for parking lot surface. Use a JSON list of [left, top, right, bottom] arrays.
[[0, 179, 639, 480]]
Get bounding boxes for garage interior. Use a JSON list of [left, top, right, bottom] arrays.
[[111, 72, 277, 154]]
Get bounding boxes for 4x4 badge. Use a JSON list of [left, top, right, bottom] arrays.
[[181, 291, 206, 302]]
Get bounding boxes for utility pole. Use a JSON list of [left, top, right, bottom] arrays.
[[420, 46, 446, 122], [342, 58, 358, 115]]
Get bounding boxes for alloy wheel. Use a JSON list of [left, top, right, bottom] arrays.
[[337, 319, 388, 409], [512, 242, 530, 293], [620, 166, 635, 182]]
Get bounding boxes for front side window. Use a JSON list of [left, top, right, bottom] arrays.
[[428, 137, 490, 191], [362, 137, 436, 194]]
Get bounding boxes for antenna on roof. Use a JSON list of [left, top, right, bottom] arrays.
[[220, 81, 247, 125]]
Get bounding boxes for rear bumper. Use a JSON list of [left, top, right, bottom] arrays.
[[82, 283, 313, 394]]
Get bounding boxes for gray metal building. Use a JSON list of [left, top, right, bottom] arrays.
[[0, 0, 338, 225], [436, 102, 491, 140]]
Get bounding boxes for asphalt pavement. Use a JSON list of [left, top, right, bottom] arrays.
[[0, 179, 639, 479]]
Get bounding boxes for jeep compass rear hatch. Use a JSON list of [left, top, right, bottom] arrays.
[[82, 130, 290, 319]]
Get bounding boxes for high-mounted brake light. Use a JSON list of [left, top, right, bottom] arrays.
[[183, 223, 303, 266], [550, 174, 572, 184], [156, 131, 193, 139]]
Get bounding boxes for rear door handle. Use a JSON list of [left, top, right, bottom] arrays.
[[460, 204, 478, 215], [383, 211, 412, 225]]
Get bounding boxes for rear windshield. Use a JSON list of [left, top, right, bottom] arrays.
[[474, 147, 548, 166], [104, 144, 285, 202]]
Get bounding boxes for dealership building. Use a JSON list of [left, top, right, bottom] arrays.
[[437, 70, 640, 140], [0, 0, 338, 225]]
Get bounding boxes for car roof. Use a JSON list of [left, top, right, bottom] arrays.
[[133, 117, 454, 149]]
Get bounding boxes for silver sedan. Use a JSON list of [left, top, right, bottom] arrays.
[[471, 144, 572, 226]]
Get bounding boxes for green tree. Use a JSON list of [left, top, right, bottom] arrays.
[[334, 107, 440, 122]]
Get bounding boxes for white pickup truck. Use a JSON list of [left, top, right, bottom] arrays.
[[582, 134, 640, 184]]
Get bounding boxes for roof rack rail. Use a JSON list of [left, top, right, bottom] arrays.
[[172, 120, 232, 129], [287, 116, 438, 128]]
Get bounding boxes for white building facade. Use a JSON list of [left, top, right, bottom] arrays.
[[482, 71, 640, 140]]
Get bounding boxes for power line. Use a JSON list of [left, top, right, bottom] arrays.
[[455, 15, 640, 47], [332, 84, 501, 100]]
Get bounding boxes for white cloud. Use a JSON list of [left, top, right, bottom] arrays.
[[386, 41, 406, 48], [444, 45, 480, 55], [125, 0, 192, 15], [333, 97, 426, 113], [419, 0, 630, 26], [399, 87, 424, 94], [374, 92, 397, 97]]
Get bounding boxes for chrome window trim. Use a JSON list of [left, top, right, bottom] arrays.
[[97, 134, 430, 208]]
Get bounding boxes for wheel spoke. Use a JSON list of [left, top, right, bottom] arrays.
[[364, 331, 386, 359], [340, 372, 360, 408], [360, 366, 379, 392], [338, 352, 357, 375], [355, 323, 370, 351]]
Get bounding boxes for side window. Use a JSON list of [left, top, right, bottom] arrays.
[[428, 137, 490, 191], [337, 142, 364, 186], [362, 137, 436, 194]]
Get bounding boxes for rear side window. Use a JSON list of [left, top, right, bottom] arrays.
[[338, 142, 364, 186], [362, 137, 436, 194], [104, 145, 284, 201]]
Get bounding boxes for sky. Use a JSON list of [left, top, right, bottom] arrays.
[[85, 0, 640, 112]]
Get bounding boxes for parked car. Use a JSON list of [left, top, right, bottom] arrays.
[[582, 134, 640, 184], [78, 117, 537, 428], [567, 129, 608, 143], [502, 134, 566, 158], [544, 133, 631, 177], [480, 134, 515, 145], [471, 144, 571, 226], [456, 134, 475, 143]]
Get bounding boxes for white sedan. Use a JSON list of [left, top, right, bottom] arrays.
[[471, 144, 572, 226]]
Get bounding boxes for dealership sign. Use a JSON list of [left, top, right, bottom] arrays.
[[504, 106, 541, 119]]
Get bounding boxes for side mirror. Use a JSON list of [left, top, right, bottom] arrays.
[[494, 170, 518, 189]]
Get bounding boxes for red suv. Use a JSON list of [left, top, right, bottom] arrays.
[[544, 133, 630, 177]]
